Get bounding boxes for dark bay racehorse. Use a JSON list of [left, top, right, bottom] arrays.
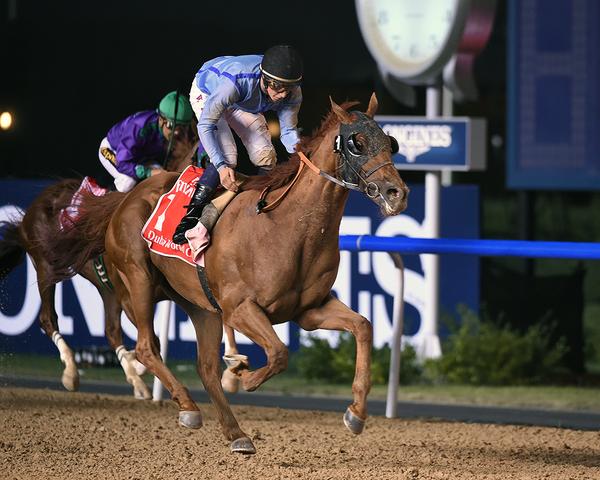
[[0, 127, 198, 398], [46, 94, 408, 454]]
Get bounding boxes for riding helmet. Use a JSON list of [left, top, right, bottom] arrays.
[[260, 45, 303, 85], [158, 91, 194, 125]]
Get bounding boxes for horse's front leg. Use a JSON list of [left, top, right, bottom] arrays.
[[295, 294, 372, 435], [186, 307, 255, 454], [224, 298, 288, 392], [115, 267, 203, 429]]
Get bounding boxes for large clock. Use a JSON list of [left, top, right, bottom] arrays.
[[355, 0, 471, 84]]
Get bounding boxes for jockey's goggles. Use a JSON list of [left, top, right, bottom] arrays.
[[262, 75, 299, 93]]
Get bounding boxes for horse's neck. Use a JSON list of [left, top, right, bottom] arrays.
[[295, 136, 349, 231], [166, 140, 197, 173]]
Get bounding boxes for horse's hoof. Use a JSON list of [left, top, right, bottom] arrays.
[[61, 371, 79, 392], [178, 410, 203, 429], [222, 354, 249, 370], [230, 436, 256, 454], [221, 368, 240, 394], [133, 380, 152, 400], [343, 408, 365, 435]]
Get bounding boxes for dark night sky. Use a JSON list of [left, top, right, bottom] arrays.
[[0, 0, 506, 181]]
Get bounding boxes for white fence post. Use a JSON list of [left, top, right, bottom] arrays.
[[385, 252, 405, 418], [152, 300, 173, 401]]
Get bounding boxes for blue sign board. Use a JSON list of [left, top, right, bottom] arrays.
[[507, 0, 600, 190], [376, 116, 486, 171], [0, 179, 479, 365]]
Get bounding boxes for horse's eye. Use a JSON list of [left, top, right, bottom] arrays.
[[346, 134, 364, 156], [388, 135, 399, 154]]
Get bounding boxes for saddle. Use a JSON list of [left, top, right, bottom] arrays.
[[141, 166, 244, 267]]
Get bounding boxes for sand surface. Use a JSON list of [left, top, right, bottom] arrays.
[[1, 387, 599, 479]]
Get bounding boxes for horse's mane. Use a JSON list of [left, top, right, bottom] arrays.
[[241, 101, 360, 192]]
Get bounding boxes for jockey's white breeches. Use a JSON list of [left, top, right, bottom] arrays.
[[189, 80, 276, 170]]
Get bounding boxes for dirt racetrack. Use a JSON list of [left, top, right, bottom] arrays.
[[1, 387, 599, 479]]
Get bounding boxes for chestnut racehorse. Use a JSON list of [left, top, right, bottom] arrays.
[[47, 94, 408, 454], [0, 126, 198, 398]]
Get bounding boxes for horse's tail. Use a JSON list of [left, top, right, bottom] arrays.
[[0, 220, 26, 279], [43, 190, 127, 285]]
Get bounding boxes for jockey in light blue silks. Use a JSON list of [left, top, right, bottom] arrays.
[[172, 45, 303, 244], [98, 92, 195, 192]]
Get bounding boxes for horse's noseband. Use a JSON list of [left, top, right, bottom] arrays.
[[333, 112, 397, 193]]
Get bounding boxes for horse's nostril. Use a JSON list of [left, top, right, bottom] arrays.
[[387, 188, 401, 200]]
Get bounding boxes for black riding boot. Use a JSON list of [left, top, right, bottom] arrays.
[[172, 184, 215, 244]]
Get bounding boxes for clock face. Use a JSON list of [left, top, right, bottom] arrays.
[[356, 0, 469, 82]]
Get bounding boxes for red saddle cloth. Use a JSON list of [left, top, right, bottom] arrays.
[[141, 165, 206, 267]]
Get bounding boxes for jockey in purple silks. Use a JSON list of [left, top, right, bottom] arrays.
[[172, 45, 304, 245], [98, 92, 195, 192]]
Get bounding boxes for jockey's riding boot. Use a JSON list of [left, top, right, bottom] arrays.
[[172, 184, 215, 244]]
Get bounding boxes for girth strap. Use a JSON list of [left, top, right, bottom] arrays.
[[93, 254, 114, 291], [196, 265, 222, 313]]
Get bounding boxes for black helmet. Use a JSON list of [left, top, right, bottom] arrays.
[[260, 45, 303, 85]]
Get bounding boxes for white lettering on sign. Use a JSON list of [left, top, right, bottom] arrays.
[[2, 202, 430, 352], [382, 124, 452, 162]]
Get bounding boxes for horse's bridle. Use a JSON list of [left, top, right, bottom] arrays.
[[332, 111, 399, 198], [256, 112, 399, 213]]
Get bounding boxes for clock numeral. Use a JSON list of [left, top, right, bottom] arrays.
[[376, 10, 389, 26], [392, 34, 401, 52], [430, 35, 439, 49], [409, 44, 418, 58]]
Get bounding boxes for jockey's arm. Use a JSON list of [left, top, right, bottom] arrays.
[[197, 82, 240, 171], [276, 88, 302, 154]]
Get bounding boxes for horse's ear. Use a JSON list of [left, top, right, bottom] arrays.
[[365, 92, 378, 118], [329, 96, 353, 124]]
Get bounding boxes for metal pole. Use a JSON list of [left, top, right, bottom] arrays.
[[385, 253, 405, 418], [441, 86, 454, 187], [152, 300, 173, 401], [422, 84, 442, 358]]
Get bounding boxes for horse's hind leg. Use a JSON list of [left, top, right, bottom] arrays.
[[224, 298, 288, 392], [102, 290, 151, 400], [34, 260, 79, 391], [186, 306, 255, 454], [115, 266, 202, 428], [221, 325, 247, 393], [295, 294, 372, 435]]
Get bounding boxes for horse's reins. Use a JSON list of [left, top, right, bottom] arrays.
[[256, 152, 393, 213]]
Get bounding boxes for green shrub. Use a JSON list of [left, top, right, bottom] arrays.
[[426, 307, 569, 385], [294, 333, 422, 385]]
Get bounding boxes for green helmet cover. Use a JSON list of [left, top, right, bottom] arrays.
[[158, 91, 194, 125]]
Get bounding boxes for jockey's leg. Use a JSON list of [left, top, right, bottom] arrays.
[[227, 110, 277, 171], [295, 294, 372, 435], [224, 298, 288, 392], [172, 115, 237, 244], [172, 164, 219, 244], [98, 137, 137, 193]]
